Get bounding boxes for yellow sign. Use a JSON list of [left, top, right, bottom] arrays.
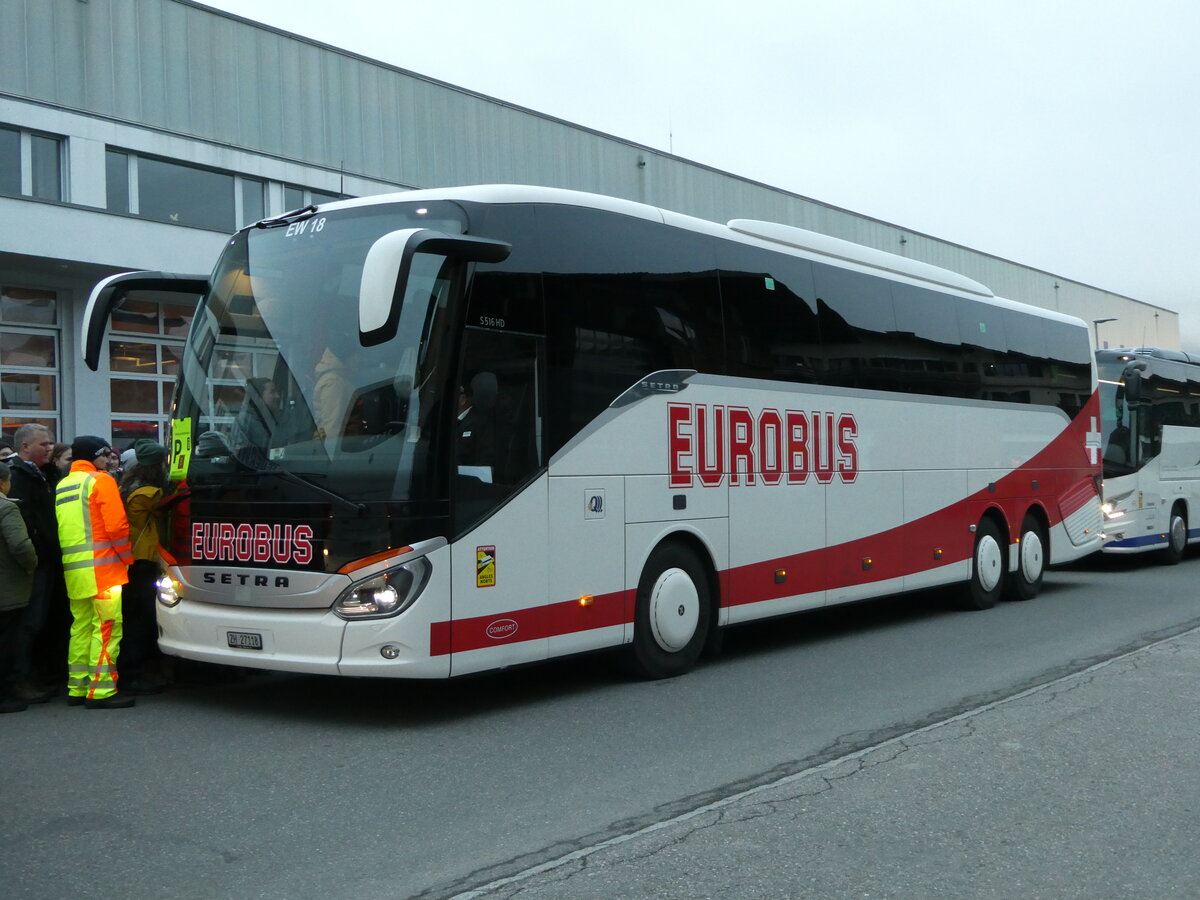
[[476, 545, 496, 588], [168, 418, 192, 481]]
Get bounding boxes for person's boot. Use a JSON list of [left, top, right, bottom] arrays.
[[84, 693, 136, 709], [0, 698, 28, 714], [11, 680, 54, 704]]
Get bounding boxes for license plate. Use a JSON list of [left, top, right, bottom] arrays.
[[227, 631, 263, 650]]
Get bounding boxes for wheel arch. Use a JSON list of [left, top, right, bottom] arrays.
[[977, 504, 1011, 547]]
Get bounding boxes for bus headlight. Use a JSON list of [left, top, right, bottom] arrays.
[[1101, 502, 1125, 520], [334, 557, 432, 620], [157, 575, 182, 607]]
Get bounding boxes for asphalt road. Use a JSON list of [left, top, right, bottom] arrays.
[[3, 551, 1198, 899]]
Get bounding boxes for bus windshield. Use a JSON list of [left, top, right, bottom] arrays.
[[1098, 358, 1137, 477], [174, 202, 469, 505]]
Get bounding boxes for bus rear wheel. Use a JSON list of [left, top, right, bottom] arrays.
[[1159, 506, 1187, 565], [1007, 513, 1046, 601], [626, 543, 711, 679], [962, 517, 1005, 610]]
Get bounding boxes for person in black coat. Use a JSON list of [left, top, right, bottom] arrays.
[[6, 424, 63, 702], [455, 372, 499, 477], [0, 461, 39, 713]]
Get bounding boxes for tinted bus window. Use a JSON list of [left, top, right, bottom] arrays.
[[812, 262, 899, 391], [889, 283, 975, 399], [716, 241, 819, 383], [468, 204, 545, 336], [539, 207, 723, 454], [957, 297, 1007, 353]]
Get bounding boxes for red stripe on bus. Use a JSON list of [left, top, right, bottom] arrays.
[[430, 588, 631, 656]]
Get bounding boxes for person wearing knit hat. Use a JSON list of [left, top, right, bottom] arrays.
[[133, 439, 168, 466], [55, 435, 136, 708], [118, 440, 171, 694], [69, 435, 113, 466]]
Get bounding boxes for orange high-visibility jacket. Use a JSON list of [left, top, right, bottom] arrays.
[[55, 460, 134, 600]]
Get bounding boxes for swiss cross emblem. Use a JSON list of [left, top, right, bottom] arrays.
[[1085, 417, 1102, 464]]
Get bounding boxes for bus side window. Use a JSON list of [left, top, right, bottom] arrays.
[[452, 329, 544, 534]]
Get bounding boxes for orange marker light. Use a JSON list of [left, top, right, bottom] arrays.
[[579, 595, 595, 607]]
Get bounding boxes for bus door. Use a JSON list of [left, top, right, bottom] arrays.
[[448, 327, 548, 675]]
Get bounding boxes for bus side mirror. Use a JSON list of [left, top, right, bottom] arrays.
[[1123, 368, 1143, 404], [83, 272, 209, 371], [358, 229, 511, 347]]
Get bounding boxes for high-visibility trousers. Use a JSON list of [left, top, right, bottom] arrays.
[[67, 586, 123, 700]]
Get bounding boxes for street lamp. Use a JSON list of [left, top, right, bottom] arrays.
[[1092, 317, 1117, 348]]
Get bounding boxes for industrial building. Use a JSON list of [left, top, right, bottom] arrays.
[[0, 0, 1175, 446]]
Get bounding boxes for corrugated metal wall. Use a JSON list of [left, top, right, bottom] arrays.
[[0, 0, 1177, 345]]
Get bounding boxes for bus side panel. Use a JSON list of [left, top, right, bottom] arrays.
[[1159, 424, 1200, 544], [901, 469, 972, 592], [446, 476, 550, 676], [826, 470, 904, 605], [546, 475, 628, 659], [726, 479, 826, 619]]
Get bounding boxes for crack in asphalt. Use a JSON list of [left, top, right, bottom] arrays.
[[435, 620, 1200, 900]]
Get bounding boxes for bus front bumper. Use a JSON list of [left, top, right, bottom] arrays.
[[156, 599, 450, 678]]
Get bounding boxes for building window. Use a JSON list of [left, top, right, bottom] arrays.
[[137, 155, 233, 230], [242, 177, 266, 225], [105, 150, 285, 230], [0, 286, 61, 441], [105, 148, 130, 214], [0, 125, 65, 202], [0, 127, 19, 196], [109, 294, 196, 449], [283, 183, 343, 211]]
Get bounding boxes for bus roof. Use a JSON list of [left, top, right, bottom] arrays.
[[324, 184, 1084, 331]]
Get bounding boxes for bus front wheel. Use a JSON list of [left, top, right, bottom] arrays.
[[1007, 513, 1046, 601], [627, 543, 711, 679], [963, 518, 1005, 610]]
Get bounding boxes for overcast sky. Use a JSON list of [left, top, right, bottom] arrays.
[[197, 0, 1200, 348]]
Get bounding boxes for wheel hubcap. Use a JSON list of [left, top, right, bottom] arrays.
[[1020, 530, 1044, 583], [649, 567, 700, 652], [1171, 516, 1186, 551], [976, 534, 1003, 592]]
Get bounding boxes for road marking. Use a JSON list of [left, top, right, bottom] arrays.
[[451, 623, 1200, 898]]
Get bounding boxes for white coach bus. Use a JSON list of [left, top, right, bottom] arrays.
[[83, 186, 1103, 679], [1098, 347, 1200, 562]]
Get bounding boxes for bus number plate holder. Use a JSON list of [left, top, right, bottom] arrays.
[[227, 631, 263, 650]]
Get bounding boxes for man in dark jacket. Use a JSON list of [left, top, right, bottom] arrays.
[[1, 460, 39, 712], [6, 423, 61, 703]]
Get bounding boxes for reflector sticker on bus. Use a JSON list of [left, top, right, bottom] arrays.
[[476, 546, 496, 588]]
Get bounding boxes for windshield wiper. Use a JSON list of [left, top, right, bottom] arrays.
[[254, 465, 366, 516], [255, 205, 318, 229], [197, 433, 367, 515]]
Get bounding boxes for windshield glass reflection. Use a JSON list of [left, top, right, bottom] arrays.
[[175, 203, 467, 504]]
